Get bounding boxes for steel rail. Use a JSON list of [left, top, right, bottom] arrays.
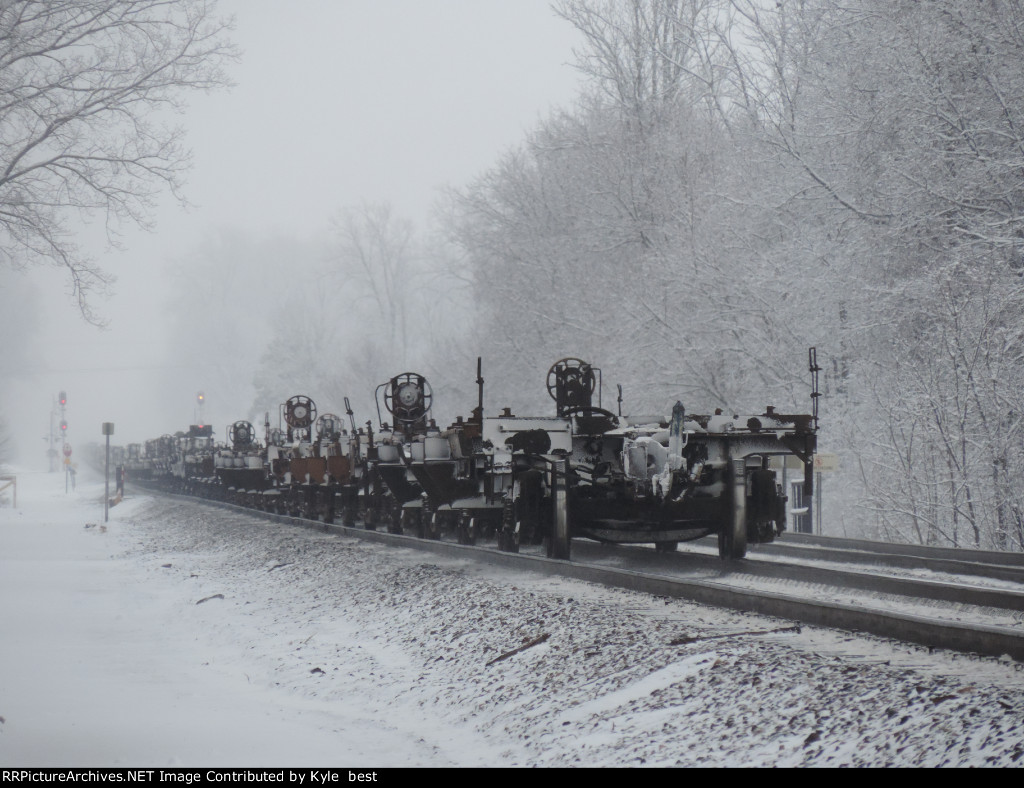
[[748, 539, 1024, 584], [782, 532, 1024, 567], [567, 541, 1024, 612]]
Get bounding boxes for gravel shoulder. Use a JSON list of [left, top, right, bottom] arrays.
[[123, 496, 1024, 767]]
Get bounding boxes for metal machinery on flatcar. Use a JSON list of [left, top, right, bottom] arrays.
[[212, 420, 268, 506], [123, 351, 819, 562], [363, 372, 434, 533], [140, 434, 175, 480], [365, 360, 566, 548], [309, 410, 357, 523], [261, 395, 356, 521], [365, 359, 576, 552], [530, 355, 818, 559], [400, 359, 506, 544], [124, 443, 151, 481], [263, 394, 316, 516], [175, 424, 214, 495]]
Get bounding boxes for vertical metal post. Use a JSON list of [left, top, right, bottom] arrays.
[[476, 356, 484, 422], [102, 422, 114, 523], [49, 405, 56, 473], [804, 458, 814, 536], [104, 434, 110, 523], [781, 459, 788, 531], [815, 471, 822, 535], [729, 457, 748, 559], [548, 457, 571, 560]]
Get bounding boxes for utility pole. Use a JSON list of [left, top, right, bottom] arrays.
[[59, 391, 68, 485], [102, 422, 114, 522], [48, 404, 56, 472]]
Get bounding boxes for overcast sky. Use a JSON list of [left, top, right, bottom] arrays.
[[7, 0, 584, 459]]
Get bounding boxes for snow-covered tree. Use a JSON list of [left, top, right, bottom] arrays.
[[0, 0, 236, 323], [723, 0, 1024, 547], [449, 0, 818, 418], [330, 202, 417, 369], [443, 0, 1024, 549]]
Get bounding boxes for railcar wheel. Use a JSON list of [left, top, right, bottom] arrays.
[[387, 504, 403, 534], [398, 507, 415, 536], [498, 521, 519, 552], [322, 490, 336, 525], [505, 521, 521, 553], [426, 512, 442, 540], [303, 488, 317, 520], [419, 501, 433, 539], [497, 495, 521, 552], [456, 511, 478, 545]]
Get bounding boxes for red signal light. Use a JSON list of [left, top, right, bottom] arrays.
[[59, 390, 67, 406], [60, 420, 67, 432]]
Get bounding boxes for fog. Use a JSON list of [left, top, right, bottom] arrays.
[[0, 0, 583, 463]]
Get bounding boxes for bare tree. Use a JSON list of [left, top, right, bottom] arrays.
[[331, 202, 417, 368], [553, 0, 734, 124], [0, 0, 236, 323]]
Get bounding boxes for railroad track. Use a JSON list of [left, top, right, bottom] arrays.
[[133, 486, 1024, 662], [786, 532, 1024, 566], [570, 540, 1024, 612], [752, 534, 1024, 584]]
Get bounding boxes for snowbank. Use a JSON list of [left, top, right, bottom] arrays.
[[1, 470, 1023, 767]]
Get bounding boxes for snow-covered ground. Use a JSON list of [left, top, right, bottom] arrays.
[[2, 469, 1023, 767]]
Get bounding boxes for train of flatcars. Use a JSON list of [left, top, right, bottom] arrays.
[[104, 354, 820, 560]]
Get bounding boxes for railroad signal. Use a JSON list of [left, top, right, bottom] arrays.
[[59, 391, 67, 407], [197, 391, 205, 405], [60, 419, 67, 433]]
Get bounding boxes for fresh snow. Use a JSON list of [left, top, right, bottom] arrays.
[[1, 469, 1023, 767]]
